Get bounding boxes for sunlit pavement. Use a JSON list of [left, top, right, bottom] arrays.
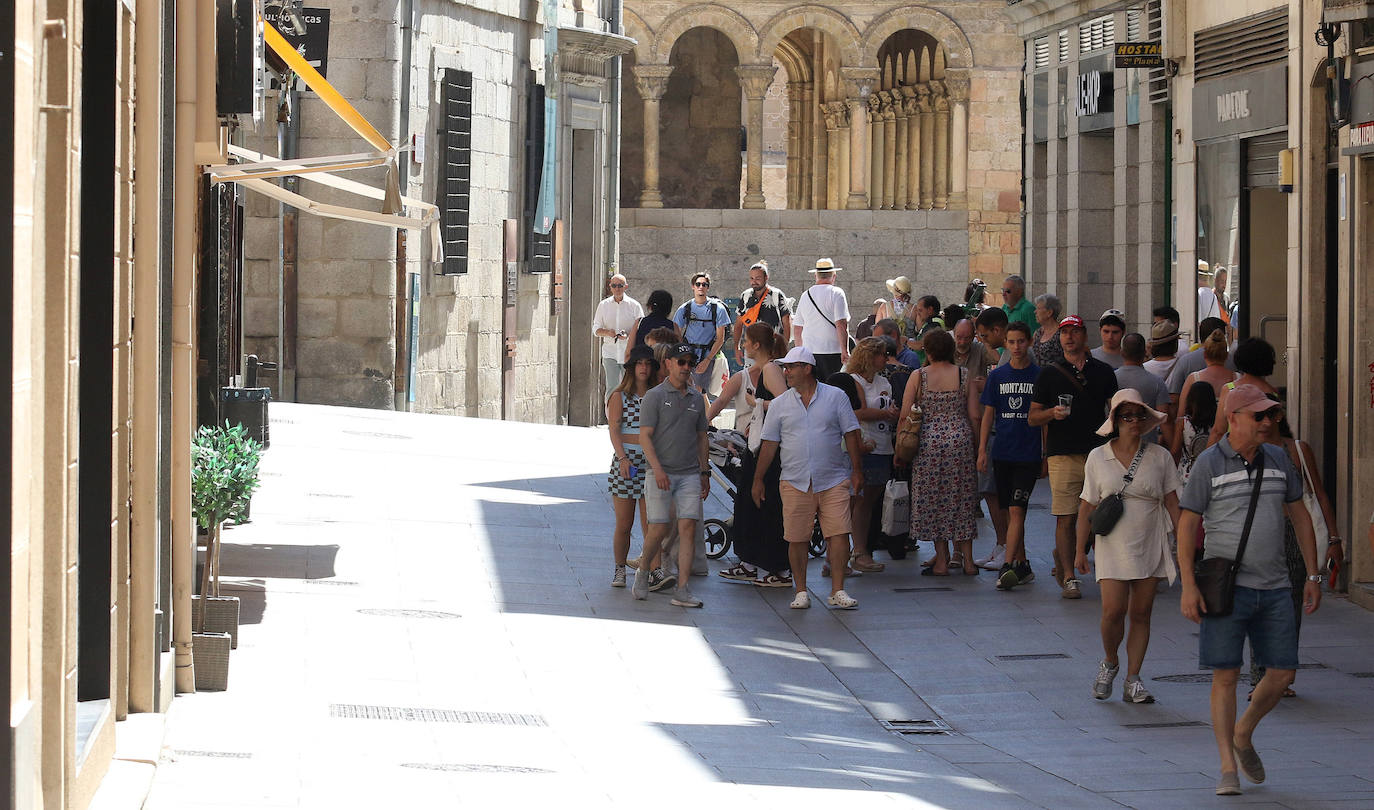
[[145, 403, 1374, 809]]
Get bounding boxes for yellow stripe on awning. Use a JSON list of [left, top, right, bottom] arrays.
[[262, 18, 392, 153]]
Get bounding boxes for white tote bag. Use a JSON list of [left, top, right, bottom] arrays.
[[880, 478, 910, 536], [1295, 443, 1330, 549]]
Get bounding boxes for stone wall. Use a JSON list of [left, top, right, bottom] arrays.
[[619, 208, 976, 314], [660, 27, 742, 208]]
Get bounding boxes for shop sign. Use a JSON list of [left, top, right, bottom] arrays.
[[1114, 42, 1163, 69], [1344, 60, 1374, 155], [1192, 64, 1286, 141], [1351, 121, 1374, 149], [1075, 54, 1114, 133]]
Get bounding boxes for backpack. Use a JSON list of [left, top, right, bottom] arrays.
[[679, 300, 725, 359]]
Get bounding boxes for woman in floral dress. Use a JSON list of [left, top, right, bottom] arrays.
[[899, 329, 982, 575]]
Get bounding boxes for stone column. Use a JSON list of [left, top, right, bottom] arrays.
[[946, 72, 970, 209], [917, 83, 935, 210], [842, 69, 877, 210], [895, 87, 912, 211], [823, 101, 847, 210], [932, 79, 949, 210], [786, 82, 804, 209], [882, 92, 898, 209], [633, 65, 674, 208], [904, 87, 921, 209], [868, 93, 884, 210], [800, 82, 814, 209], [811, 30, 827, 209], [736, 64, 777, 210]]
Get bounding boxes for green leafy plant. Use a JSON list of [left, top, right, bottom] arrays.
[[191, 423, 263, 623]]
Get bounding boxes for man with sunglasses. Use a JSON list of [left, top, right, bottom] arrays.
[[734, 260, 792, 365], [1029, 315, 1118, 600], [1001, 274, 1036, 331], [635, 344, 712, 608], [593, 274, 644, 407], [1176, 385, 1322, 796], [674, 272, 731, 396]]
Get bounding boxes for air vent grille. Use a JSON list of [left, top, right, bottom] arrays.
[[1146, 0, 1169, 105], [1034, 36, 1050, 70], [1079, 15, 1115, 54], [1194, 8, 1287, 82]]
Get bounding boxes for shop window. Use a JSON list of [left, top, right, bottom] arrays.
[[524, 76, 553, 273], [1195, 140, 1241, 337], [437, 68, 472, 275]]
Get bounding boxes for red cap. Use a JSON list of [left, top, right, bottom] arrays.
[[1058, 315, 1085, 331]]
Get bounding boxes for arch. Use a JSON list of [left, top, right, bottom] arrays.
[[651, 4, 759, 65], [622, 8, 654, 65], [861, 6, 973, 69], [774, 36, 811, 83], [756, 5, 864, 66]]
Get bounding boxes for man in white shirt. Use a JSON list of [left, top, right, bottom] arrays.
[[792, 258, 852, 381], [753, 346, 865, 610], [591, 274, 643, 406]]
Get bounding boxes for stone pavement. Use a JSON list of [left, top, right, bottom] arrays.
[[144, 403, 1374, 810]]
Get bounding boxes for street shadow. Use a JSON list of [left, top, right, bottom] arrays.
[[219, 579, 267, 626], [217, 542, 340, 580]]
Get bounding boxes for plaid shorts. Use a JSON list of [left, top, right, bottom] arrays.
[[608, 444, 646, 499]]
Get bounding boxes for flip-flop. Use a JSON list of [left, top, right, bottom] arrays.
[[920, 566, 950, 577]]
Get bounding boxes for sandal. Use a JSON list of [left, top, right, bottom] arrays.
[[820, 563, 859, 578], [718, 563, 757, 582], [850, 554, 885, 573], [754, 572, 792, 588]]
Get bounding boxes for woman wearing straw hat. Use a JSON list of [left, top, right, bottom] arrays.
[[1075, 389, 1182, 704]]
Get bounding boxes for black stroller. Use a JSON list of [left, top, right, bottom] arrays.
[[702, 427, 826, 560]]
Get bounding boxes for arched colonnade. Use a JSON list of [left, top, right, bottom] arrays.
[[623, 4, 975, 211]]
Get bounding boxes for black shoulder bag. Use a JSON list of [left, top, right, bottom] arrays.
[[1088, 445, 1147, 536], [1193, 450, 1265, 618]]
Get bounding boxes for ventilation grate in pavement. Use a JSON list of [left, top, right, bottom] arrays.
[[1123, 721, 1208, 729], [401, 763, 553, 774], [174, 750, 253, 759], [892, 587, 954, 593], [305, 579, 359, 586], [330, 704, 547, 726], [1351, 672, 1374, 679], [881, 719, 952, 735], [305, 492, 349, 498], [1153, 673, 1213, 683], [996, 653, 1071, 661], [1297, 662, 1328, 670], [343, 430, 411, 440], [357, 608, 462, 619]]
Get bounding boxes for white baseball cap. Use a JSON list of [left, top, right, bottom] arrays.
[[775, 346, 817, 366]]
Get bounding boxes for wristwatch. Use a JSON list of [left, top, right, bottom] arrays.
[[1306, 574, 1323, 583]]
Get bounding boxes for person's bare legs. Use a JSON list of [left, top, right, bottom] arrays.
[[1124, 578, 1159, 677], [850, 485, 881, 565], [1236, 667, 1295, 751], [1005, 506, 1028, 563], [984, 492, 1009, 554], [1211, 668, 1241, 776], [676, 517, 697, 586], [930, 539, 950, 575], [611, 496, 637, 565], [789, 541, 811, 594], [1054, 515, 1076, 585], [1098, 579, 1129, 668], [827, 534, 850, 595]]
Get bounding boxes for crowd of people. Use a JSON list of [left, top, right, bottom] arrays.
[[592, 259, 1356, 796]]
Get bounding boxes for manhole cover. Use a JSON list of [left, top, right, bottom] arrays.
[[996, 653, 1071, 661], [1153, 673, 1213, 683], [358, 609, 462, 619], [174, 750, 252, 759], [881, 719, 952, 735], [329, 704, 546, 726], [1123, 721, 1208, 729], [892, 586, 954, 592], [401, 763, 553, 774]]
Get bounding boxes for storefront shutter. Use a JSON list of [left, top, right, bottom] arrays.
[[1245, 132, 1288, 189]]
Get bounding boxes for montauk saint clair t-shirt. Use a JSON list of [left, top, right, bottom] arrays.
[[980, 363, 1042, 462]]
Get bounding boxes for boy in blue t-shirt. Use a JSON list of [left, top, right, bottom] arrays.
[[977, 321, 1042, 590]]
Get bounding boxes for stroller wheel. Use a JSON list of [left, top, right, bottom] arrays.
[[809, 518, 826, 559], [703, 518, 732, 560]]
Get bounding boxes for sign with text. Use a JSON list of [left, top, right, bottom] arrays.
[[1075, 54, 1114, 133], [1114, 41, 1163, 69], [1193, 64, 1287, 141], [263, 6, 331, 79]]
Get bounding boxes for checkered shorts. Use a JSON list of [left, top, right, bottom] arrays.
[[608, 444, 647, 499]]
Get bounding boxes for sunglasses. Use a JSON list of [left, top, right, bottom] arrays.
[[673, 357, 692, 366], [693, 281, 710, 288], [1252, 407, 1285, 423], [610, 282, 626, 288], [1001, 288, 1013, 295]]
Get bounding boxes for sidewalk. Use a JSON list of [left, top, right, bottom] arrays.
[[145, 403, 1374, 809]]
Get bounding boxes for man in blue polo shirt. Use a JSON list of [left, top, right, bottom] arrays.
[[1177, 384, 1323, 796]]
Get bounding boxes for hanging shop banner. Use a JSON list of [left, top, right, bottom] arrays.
[[535, 0, 559, 235], [1192, 64, 1287, 142]]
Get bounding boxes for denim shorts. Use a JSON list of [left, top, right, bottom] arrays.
[[862, 453, 893, 487], [1199, 585, 1300, 671], [644, 471, 703, 524]]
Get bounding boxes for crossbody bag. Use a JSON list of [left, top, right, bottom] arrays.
[[1193, 450, 1265, 617], [1088, 444, 1147, 536]]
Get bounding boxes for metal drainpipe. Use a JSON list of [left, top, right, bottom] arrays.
[[606, 0, 622, 271], [279, 88, 300, 403], [395, 0, 415, 411], [1163, 105, 1172, 305]]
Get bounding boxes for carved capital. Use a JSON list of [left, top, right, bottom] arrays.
[[735, 64, 777, 101], [930, 80, 949, 112], [915, 83, 933, 114], [867, 93, 884, 116], [822, 100, 849, 130], [632, 64, 674, 101], [840, 66, 881, 102], [944, 71, 971, 102]]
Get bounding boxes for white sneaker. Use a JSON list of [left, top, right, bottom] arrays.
[[977, 546, 1007, 570], [827, 590, 859, 610], [790, 591, 811, 609]]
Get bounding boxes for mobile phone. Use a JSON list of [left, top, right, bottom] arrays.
[[628, 464, 639, 478], [1327, 557, 1340, 589]]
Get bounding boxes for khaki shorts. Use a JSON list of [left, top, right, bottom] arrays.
[[1047, 454, 1088, 516], [780, 481, 852, 543]]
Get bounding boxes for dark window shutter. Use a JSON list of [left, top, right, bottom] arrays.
[[524, 77, 552, 273], [437, 68, 472, 275]]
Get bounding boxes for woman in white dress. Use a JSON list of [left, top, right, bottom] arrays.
[[1075, 389, 1181, 705]]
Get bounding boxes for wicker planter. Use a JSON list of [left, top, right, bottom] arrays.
[[192, 594, 241, 649], [192, 631, 232, 691]]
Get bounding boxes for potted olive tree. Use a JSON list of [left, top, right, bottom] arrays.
[[190, 423, 262, 690]]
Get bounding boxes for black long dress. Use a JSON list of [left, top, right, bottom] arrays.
[[731, 373, 790, 574]]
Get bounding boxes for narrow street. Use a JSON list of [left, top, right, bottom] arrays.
[[146, 403, 1374, 809]]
